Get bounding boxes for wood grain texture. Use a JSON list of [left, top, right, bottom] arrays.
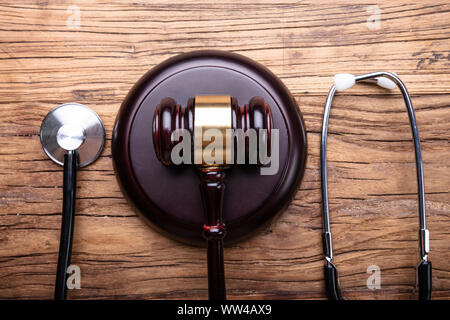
[[0, 0, 449, 299]]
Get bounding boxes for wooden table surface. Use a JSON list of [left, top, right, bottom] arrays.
[[0, 0, 449, 300]]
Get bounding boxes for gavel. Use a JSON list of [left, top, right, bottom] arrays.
[[152, 95, 272, 300]]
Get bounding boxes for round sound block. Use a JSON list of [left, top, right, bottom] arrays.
[[112, 50, 307, 246]]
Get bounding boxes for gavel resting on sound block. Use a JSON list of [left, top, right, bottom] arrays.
[[152, 95, 272, 300]]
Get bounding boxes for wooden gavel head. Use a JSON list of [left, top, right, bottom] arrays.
[[153, 95, 272, 167]]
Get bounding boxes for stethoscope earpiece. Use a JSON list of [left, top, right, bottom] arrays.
[[321, 72, 431, 300], [40, 103, 105, 300], [333, 73, 397, 92]]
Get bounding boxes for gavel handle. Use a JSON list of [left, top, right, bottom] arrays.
[[54, 150, 78, 300], [199, 169, 227, 301]]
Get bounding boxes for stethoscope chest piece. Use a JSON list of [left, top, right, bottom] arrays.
[[40, 102, 105, 167], [40, 103, 105, 300]]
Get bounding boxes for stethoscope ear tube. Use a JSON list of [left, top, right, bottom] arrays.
[[418, 260, 432, 300], [54, 150, 78, 300], [324, 263, 340, 300], [321, 72, 431, 300]]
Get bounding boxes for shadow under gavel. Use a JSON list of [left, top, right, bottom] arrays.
[[153, 95, 272, 300]]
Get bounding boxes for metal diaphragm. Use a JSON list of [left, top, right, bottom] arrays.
[[40, 103, 105, 167]]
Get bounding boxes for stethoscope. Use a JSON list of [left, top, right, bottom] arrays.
[[40, 103, 105, 299], [320, 71, 432, 300], [39, 73, 431, 300]]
